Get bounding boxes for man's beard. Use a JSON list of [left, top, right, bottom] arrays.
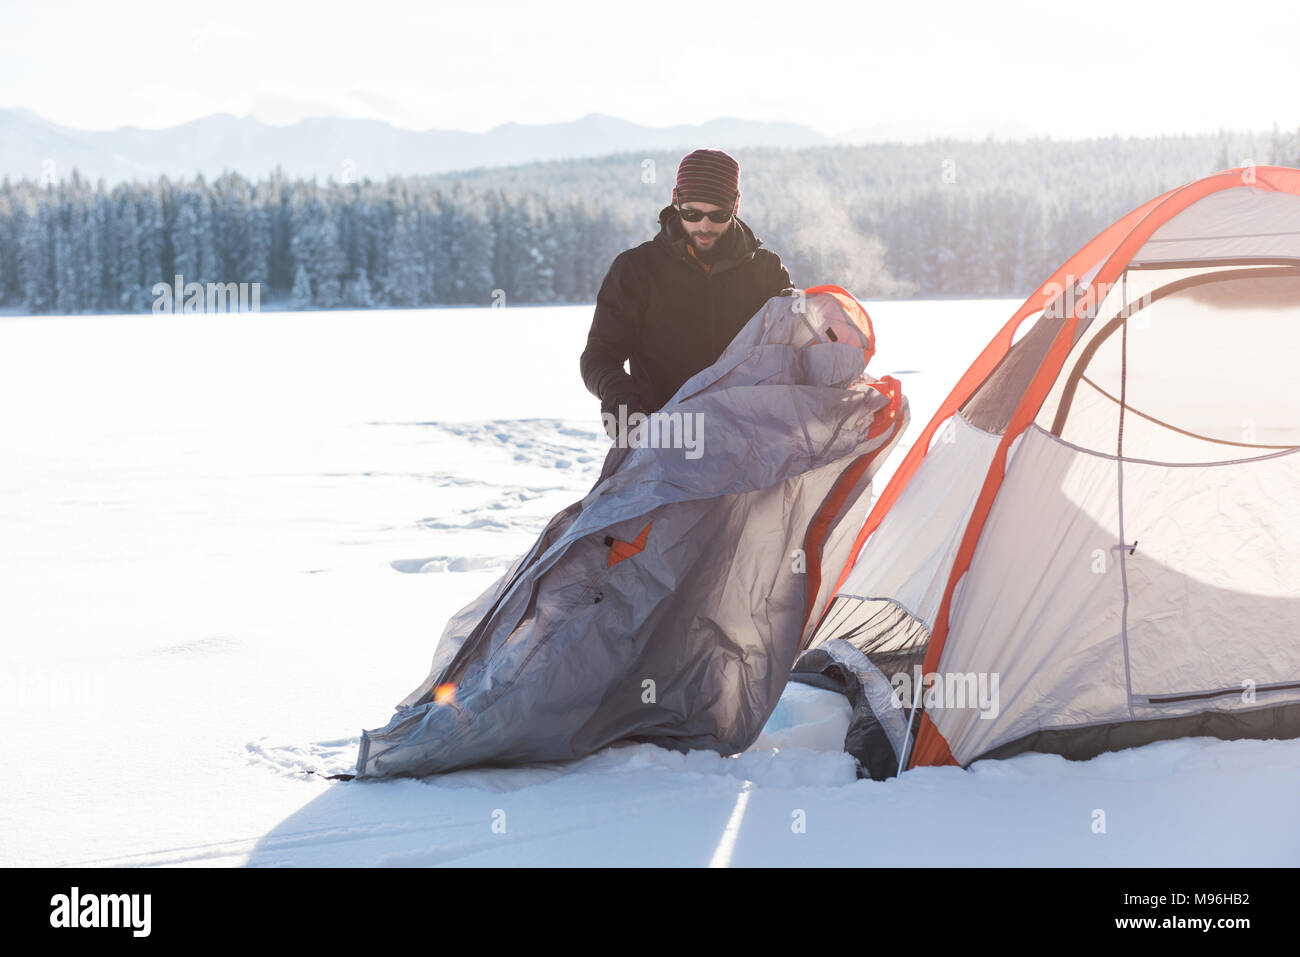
[[692, 226, 733, 263]]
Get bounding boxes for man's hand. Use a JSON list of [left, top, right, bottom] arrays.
[[600, 386, 649, 441]]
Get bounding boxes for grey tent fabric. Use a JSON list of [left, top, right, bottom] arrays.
[[355, 290, 909, 778]]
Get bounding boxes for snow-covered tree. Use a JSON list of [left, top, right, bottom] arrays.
[[344, 267, 374, 308], [290, 262, 312, 309]]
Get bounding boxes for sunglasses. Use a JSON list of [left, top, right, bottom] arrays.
[[677, 206, 732, 224]]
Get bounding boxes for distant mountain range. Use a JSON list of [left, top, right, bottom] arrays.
[[0, 109, 830, 185], [0, 109, 1049, 185]]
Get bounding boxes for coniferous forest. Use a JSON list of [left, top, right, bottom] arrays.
[[0, 129, 1292, 314]]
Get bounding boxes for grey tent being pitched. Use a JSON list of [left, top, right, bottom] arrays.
[[356, 287, 908, 778]]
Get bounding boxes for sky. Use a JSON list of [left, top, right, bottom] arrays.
[[2, 0, 1299, 139]]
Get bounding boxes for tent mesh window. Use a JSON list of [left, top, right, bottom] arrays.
[[812, 596, 930, 678], [960, 305, 1071, 435], [793, 597, 929, 779]]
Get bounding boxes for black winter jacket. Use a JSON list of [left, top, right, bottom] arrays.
[[580, 205, 793, 413]]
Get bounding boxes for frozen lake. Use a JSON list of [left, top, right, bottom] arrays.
[[3, 299, 1297, 867]]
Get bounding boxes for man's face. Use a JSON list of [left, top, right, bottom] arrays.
[[678, 201, 732, 253]]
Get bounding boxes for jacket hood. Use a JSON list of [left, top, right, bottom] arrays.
[[655, 204, 763, 271]]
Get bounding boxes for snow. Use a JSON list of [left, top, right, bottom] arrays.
[[2, 301, 1297, 867]]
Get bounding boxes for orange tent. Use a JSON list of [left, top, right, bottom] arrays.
[[794, 167, 1300, 779]]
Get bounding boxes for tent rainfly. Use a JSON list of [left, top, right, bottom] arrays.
[[356, 287, 907, 778]]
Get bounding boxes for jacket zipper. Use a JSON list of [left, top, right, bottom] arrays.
[[708, 272, 716, 356]]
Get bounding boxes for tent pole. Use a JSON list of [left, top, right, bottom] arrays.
[[897, 670, 925, 777]]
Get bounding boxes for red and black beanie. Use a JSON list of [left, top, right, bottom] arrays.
[[671, 148, 740, 213]]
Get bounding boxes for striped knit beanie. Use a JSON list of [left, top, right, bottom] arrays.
[[671, 148, 741, 213]]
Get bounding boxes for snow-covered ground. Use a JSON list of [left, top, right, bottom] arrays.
[[3, 301, 1297, 867]]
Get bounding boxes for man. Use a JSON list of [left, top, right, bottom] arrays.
[[580, 148, 793, 433]]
